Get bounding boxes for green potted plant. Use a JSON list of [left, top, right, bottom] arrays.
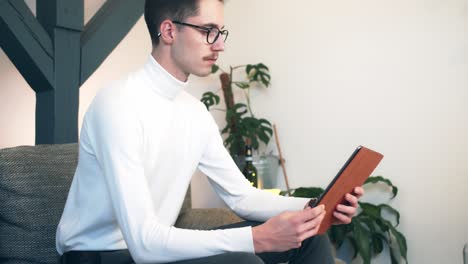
[[289, 176, 408, 264], [201, 63, 274, 158]]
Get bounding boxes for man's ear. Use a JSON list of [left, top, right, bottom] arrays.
[[159, 20, 175, 44]]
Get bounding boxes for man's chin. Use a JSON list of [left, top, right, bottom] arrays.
[[192, 69, 212, 77]]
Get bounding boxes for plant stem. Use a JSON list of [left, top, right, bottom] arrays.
[[231, 64, 247, 70], [245, 89, 254, 117], [229, 66, 233, 87], [221, 71, 234, 109], [219, 67, 243, 155]]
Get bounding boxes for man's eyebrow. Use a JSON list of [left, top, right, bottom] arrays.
[[203, 23, 225, 29]]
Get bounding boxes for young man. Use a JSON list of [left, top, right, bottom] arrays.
[[56, 0, 363, 263]]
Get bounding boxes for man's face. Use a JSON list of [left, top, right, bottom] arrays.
[[171, 0, 225, 79]]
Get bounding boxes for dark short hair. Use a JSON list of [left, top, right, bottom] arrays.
[[145, 0, 222, 46]]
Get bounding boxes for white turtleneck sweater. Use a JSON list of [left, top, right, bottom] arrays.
[[56, 56, 309, 263]]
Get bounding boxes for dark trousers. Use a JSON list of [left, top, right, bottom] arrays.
[[60, 221, 334, 264]]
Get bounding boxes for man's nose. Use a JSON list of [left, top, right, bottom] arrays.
[[211, 36, 225, 51]]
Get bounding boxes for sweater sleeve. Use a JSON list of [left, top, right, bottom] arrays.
[[86, 92, 255, 263], [198, 111, 311, 222]]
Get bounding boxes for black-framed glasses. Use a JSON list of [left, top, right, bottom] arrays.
[[172, 20, 229, 44]]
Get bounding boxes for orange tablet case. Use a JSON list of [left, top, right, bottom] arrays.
[[314, 146, 383, 234]]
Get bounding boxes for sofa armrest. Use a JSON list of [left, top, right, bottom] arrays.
[[175, 208, 242, 230]]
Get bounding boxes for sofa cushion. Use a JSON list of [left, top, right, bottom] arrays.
[[0, 144, 78, 264], [175, 208, 242, 230]]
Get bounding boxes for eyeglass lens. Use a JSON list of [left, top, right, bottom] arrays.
[[207, 28, 227, 44]]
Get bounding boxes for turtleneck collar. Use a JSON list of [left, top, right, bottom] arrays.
[[142, 55, 188, 100]]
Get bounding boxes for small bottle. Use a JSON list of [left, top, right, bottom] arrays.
[[242, 138, 258, 187]]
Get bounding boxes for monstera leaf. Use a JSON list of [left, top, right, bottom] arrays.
[[246, 63, 271, 87], [365, 175, 398, 198], [211, 64, 220, 73], [221, 104, 273, 153], [201, 92, 220, 110], [238, 117, 273, 149]]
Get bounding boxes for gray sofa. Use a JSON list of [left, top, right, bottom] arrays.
[[0, 143, 241, 264]]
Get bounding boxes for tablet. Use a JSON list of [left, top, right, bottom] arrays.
[[309, 146, 383, 234]]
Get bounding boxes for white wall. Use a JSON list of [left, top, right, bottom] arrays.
[[1, 0, 467, 263]]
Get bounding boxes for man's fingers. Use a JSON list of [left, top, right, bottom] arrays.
[[329, 187, 363, 226], [333, 211, 352, 224], [336, 204, 356, 216], [345, 193, 359, 207], [299, 222, 322, 241], [354, 186, 364, 198], [297, 210, 325, 235], [299, 204, 325, 222]]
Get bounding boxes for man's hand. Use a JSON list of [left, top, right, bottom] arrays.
[[332, 186, 364, 225], [252, 205, 325, 253]]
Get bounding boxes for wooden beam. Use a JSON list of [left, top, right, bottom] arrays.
[[35, 0, 83, 144], [36, 0, 57, 38], [0, 0, 53, 92], [37, 0, 83, 38], [36, 80, 79, 144], [36, 86, 79, 144], [1, 0, 142, 144], [38, 26, 81, 144], [80, 0, 144, 85]]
